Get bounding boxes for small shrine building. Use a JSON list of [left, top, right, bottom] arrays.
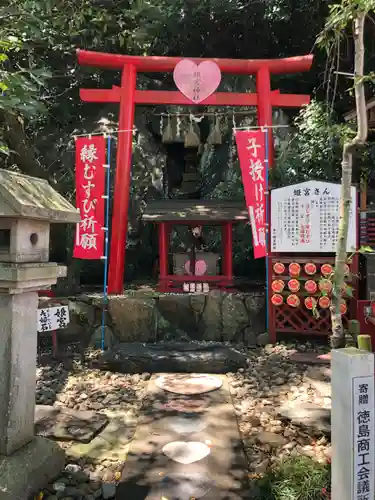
[[142, 199, 247, 293]]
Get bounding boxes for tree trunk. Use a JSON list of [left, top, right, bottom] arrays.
[[330, 145, 353, 348], [330, 11, 368, 349]]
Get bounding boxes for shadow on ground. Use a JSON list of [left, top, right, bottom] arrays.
[[116, 376, 252, 499]]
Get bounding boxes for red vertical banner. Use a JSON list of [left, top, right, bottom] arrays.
[[235, 130, 267, 259], [73, 136, 106, 260]]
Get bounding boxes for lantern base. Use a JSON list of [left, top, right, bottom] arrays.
[[0, 437, 65, 499]]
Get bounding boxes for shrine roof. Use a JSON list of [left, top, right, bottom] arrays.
[[0, 169, 80, 223], [142, 199, 248, 222]]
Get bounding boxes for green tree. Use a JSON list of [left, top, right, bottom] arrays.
[[318, 0, 374, 348], [273, 100, 352, 186], [1, 0, 369, 285]]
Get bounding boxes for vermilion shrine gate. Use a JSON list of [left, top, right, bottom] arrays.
[[77, 50, 341, 343], [77, 49, 313, 296]]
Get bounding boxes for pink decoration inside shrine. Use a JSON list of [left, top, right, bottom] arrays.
[[185, 259, 207, 276]]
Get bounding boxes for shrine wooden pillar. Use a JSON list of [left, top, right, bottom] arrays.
[[256, 66, 273, 162], [158, 222, 169, 291], [107, 64, 136, 294], [222, 222, 233, 280], [256, 66, 275, 343]]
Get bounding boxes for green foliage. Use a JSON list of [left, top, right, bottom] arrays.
[[317, 0, 375, 48], [251, 456, 330, 500], [0, 0, 372, 284], [358, 245, 374, 253], [273, 100, 353, 186]]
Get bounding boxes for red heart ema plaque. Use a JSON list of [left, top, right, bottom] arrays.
[[173, 60, 221, 103]]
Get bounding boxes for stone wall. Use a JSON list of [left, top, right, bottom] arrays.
[[39, 290, 267, 348]]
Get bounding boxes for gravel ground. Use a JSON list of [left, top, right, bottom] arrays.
[[35, 353, 149, 500], [34, 343, 331, 499], [228, 342, 331, 476]]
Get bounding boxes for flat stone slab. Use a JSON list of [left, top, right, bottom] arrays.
[[116, 375, 250, 499], [304, 366, 331, 398], [94, 342, 247, 374], [0, 437, 65, 500], [277, 402, 331, 435], [35, 405, 108, 443], [289, 352, 331, 365], [67, 410, 136, 463]]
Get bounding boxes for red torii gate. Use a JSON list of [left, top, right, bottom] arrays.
[[77, 49, 313, 295]]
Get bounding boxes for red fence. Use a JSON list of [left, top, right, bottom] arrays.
[[269, 255, 358, 339]]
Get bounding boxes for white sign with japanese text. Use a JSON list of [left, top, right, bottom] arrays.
[[271, 181, 357, 253], [37, 305, 70, 333], [352, 375, 374, 500], [182, 282, 210, 293]]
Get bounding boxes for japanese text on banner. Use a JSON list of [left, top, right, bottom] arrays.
[[235, 130, 267, 259], [73, 136, 106, 260]]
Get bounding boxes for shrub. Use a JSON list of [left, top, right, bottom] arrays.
[[250, 456, 331, 500]]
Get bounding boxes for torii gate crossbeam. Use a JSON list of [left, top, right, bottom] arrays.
[[77, 49, 313, 295]]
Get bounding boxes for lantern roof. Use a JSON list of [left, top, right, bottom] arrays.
[[0, 169, 80, 223]]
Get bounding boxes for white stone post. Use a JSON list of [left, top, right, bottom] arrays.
[[331, 348, 375, 500], [0, 292, 38, 455]]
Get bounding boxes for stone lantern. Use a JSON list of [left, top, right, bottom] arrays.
[[0, 169, 80, 499]]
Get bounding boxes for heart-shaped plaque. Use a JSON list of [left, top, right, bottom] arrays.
[[160, 472, 214, 499], [173, 60, 221, 103], [157, 396, 209, 413], [155, 374, 222, 395], [165, 415, 207, 434], [162, 441, 210, 464]]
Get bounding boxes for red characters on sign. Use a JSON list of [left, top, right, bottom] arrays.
[[235, 130, 267, 259], [73, 136, 106, 260]]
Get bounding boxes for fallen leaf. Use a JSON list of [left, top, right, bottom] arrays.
[[115, 471, 121, 481]]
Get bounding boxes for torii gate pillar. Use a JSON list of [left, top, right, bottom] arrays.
[[108, 65, 136, 294], [77, 50, 313, 294]]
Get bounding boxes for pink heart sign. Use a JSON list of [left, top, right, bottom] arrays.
[[173, 60, 221, 104]]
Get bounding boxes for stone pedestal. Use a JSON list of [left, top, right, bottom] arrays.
[[0, 265, 67, 499], [0, 437, 65, 500], [331, 348, 375, 500]]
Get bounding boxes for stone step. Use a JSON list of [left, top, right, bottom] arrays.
[[67, 410, 137, 463], [180, 181, 199, 193], [289, 352, 331, 365], [35, 405, 108, 443], [276, 401, 331, 436], [115, 374, 250, 499], [182, 172, 201, 182], [93, 342, 247, 374]]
